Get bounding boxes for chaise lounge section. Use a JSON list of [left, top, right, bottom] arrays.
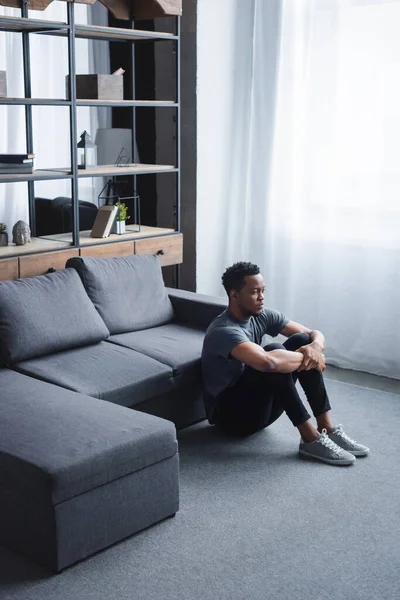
[[0, 368, 179, 572]]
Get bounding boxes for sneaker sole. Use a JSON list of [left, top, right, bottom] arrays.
[[299, 448, 356, 466], [348, 449, 369, 457]]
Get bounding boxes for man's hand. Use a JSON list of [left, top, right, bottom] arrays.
[[297, 342, 325, 372]]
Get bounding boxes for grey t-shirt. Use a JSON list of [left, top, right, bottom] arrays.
[[201, 308, 288, 422]]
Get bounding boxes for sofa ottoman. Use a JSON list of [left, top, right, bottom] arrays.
[[0, 369, 179, 572]]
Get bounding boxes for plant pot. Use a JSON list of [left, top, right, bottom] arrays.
[[112, 220, 126, 235], [0, 232, 8, 246]]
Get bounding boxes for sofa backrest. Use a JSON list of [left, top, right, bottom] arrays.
[[0, 269, 110, 365], [66, 253, 175, 335]]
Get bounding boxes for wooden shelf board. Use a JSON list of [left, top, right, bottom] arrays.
[[0, 164, 176, 183], [74, 24, 177, 42], [0, 237, 71, 258], [0, 98, 70, 106], [77, 164, 176, 177], [0, 98, 176, 107], [0, 18, 176, 42], [76, 99, 177, 107], [0, 170, 73, 183], [43, 226, 176, 246], [0, 16, 67, 32], [0, 228, 178, 260]]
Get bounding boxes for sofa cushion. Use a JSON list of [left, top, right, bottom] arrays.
[[0, 368, 177, 504], [109, 323, 205, 387], [167, 287, 227, 330], [0, 269, 109, 365], [66, 253, 174, 335], [13, 341, 174, 408]]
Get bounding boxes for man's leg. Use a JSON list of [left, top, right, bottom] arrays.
[[282, 333, 333, 432], [282, 333, 368, 461], [214, 334, 362, 464], [214, 341, 317, 437]]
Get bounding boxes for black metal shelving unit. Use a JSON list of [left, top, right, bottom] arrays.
[[0, 4, 181, 284]]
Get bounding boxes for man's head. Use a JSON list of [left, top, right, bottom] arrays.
[[222, 262, 265, 318]]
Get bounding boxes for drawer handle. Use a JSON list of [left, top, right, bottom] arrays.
[[157, 249, 165, 256]]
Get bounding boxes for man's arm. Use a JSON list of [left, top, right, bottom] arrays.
[[230, 342, 304, 374], [280, 320, 326, 371]]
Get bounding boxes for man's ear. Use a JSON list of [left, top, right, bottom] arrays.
[[230, 289, 238, 301]]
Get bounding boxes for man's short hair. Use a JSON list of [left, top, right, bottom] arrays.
[[221, 262, 260, 295]]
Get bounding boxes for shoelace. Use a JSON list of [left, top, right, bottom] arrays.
[[333, 424, 357, 446], [317, 428, 342, 455]]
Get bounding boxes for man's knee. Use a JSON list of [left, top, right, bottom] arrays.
[[284, 332, 311, 351], [263, 342, 285, 352]]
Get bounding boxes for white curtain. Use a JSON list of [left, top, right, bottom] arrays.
[[197, 0, 400, 379]]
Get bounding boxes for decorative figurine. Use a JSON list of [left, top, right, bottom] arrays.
[[12, 220, 31, 245], [0, 223, 8, 246]]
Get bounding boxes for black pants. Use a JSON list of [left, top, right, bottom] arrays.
[[214, 333, 331, 436]]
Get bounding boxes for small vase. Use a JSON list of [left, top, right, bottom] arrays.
[[0, 232, 8, 246], [113, 221, 125, 235]]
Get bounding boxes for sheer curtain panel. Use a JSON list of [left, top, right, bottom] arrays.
[[197, 0, 400, 379]]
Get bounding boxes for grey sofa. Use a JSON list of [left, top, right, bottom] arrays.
[[0, 253, 226, 572]]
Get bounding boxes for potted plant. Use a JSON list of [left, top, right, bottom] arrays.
[[112, 201, 130, 235], [0, 223, 8, 247]]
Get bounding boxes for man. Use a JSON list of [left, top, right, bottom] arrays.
[[201, 262, 369, 466]]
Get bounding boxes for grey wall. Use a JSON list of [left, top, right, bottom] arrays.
[[156, 0, 197, 291]]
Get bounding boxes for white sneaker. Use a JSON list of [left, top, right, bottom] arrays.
[[299, 429, 356, 466], [329, 424, 369, 457]]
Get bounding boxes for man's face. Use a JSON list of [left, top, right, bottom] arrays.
[[231, 274, 265, 317]]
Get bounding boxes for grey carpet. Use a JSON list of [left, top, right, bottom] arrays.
[[1, 379, 399, 600]]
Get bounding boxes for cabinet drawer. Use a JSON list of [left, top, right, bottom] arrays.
[[80, 241, 134, 258], [0, 258, 19, 281], [19, 249, 79, 279], [135, 234, 183, 266]]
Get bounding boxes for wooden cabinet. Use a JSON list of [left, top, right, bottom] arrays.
[[0, 257, 18, 280], [19, 249, 79, 279], [135, 233, 183, 266], [80, 241, 134, 258], [0, 233, 183, 281]]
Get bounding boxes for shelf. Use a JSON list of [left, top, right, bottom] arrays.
[[0, 170, 73, 184], [76, 99, 178, 108], [0, 10, 181, 276], [0, 17, 176, 41], [43, 164, 177, 178], [0, 228, 178, 258], [0, 17, 176, 42], [0, 98, 176, 107], [0, 237, 71, 258], [0, 228, 178, 259], [0, 98, 71, 106], [0, 16, 68, 33], [42, 226, 176, 246], [77, 164, 177, 178], [0, 165, 176, 183], [74, 24, 177, 42]]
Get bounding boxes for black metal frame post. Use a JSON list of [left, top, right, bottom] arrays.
[[175, 16, 181, 288], [21, 0, 36, 235], [131, 19, 138, 228], [67, 2, 79, 246]]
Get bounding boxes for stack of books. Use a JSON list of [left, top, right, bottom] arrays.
[[0, 154, 35, 175]]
